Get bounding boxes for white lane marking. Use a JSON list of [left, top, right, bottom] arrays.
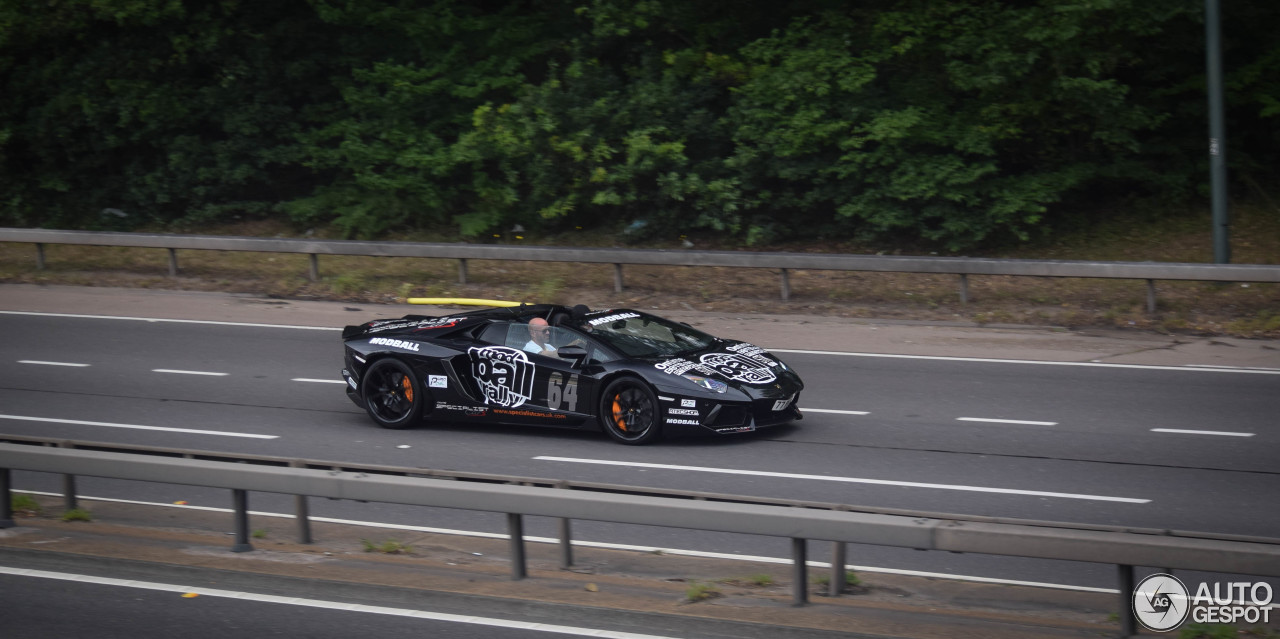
[[1151, 428, 1255, 437], [769, 349, 1280, 375], [0, 566, 680, 639], [801, 408, 870, 415], [292, 378, 346, 384], [13, 491, 1120, 594], [17, 360, 90, 367], [533, 456, 1149, 503], [0, 415, 277, 439], [5, 311, 1275, 376], [1185, 364, 1280, 372], [0, 310, 340, 331], [957, 417, 1057, 426], [151, 369, 228, 376]]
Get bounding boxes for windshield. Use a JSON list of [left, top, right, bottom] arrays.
[[576, 310, 717, 358]]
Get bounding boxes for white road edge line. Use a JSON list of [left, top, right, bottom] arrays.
[[768, 348, 1280, 375], [0, 566, 682, 639], [0, 310, 340, 331], [1150, 428, 1255, 437], [151, 369, 228, 376], [0, 415, 278, 439], [957, 417, 1058, 426], [4, 311, 1275, 375], [533, 456, 1149, 504], [292, 378, 347, 384], [11, 491, 1121, 595], [800, 408, 871, 415], [17, 360, 90, 367]]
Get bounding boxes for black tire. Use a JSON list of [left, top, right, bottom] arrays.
[[362, 358, 425, 429], [599, 377, 662, 445]]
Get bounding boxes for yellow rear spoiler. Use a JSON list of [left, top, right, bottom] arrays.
[[406, 297, 524, 307]]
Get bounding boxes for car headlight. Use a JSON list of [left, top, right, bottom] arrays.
[[681, 375, 728, 393]]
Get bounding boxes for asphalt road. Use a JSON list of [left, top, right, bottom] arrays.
[[2, 286, 1278, 597]]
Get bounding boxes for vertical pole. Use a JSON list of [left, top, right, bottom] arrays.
[[613, 264, 623, 293], [508, 513, 527, 580], [308, 254, 319, 282], [1205, 0, 1230, 264], [167, 248, 178, 277], [780, 268, 791, 301], [0, 469, 15, 528], [959, 274, 969, 305], [829, 541, 847, 597], [1146, 280, 1157, 314], [792, 537, 808, 606], [230, 489, 253, 553], [1118, 564, 1136, 638], [36, 244, 46, 270], [290, 462, 312, 544], [58, 441, 77, 511], [558, 518, 573, 569], [458, 258, 468, 285], [62, 475, 78, 512]]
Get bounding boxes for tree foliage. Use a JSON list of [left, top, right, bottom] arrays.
[[1, 0, 1276, 249]]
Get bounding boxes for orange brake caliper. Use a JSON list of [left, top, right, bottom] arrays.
[[401, 376, 414, 403], [612, 396, 627, 431]]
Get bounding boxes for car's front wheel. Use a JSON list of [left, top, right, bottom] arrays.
[[362, 358, 424, 429], [599, 377, 662, 445]]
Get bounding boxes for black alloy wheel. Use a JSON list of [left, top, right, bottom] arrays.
[[599, 377, 662, 444], [362, 358, 424, 429]]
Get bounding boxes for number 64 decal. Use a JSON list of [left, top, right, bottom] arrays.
[[546, 372, 579, 412]]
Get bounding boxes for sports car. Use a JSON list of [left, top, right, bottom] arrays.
[[340, 303, 803, 444]]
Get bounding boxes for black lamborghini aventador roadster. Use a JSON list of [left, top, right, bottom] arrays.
[[341, 304, 803, 444]]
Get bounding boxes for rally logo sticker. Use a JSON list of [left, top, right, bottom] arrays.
[[468, 346, 535, 408], [698, 352, 776, 384]]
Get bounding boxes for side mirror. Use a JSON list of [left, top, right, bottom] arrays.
[[557, 344, 589, 367]]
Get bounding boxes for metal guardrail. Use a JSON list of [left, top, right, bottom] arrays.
[[4, 228, 1279, 309], [2, 440, 1279, 637]]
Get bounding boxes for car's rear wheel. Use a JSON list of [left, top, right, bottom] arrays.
[[362, 358, 424, 429], [599, 378, 662, 445]]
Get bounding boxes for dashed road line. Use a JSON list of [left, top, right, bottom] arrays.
[[800, 408, 870, 415], [533, 456, 1150, 503], [17, 360, 90, 367], [957, 417, 1058, 426], [0, 414, 277, 439], [292, 378, 346, 384], [151, 369, 228, 376], [1151, 428, 1255, 437]]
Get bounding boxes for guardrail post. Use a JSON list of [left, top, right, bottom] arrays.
[[36, 243, 46, 270], [0, 468, 15, 528], [829, 541, 847, 597], [308, 254, 320, 282], [167, 248, 178, 277], [230, 489, 253, 552], [780, 268, 791, 301], [613, 264, 623, 293], [792, 537, 808, 606], [290, 462, 312, 544], [558, 517, 573, 569], [57, 441, 78, 511], [1118, 564, 1136, 637], [508, 513, 527, 579], [1146, 280, 1157, 314], [959, 274, 970, 305], [458, 258, 468, 285]]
